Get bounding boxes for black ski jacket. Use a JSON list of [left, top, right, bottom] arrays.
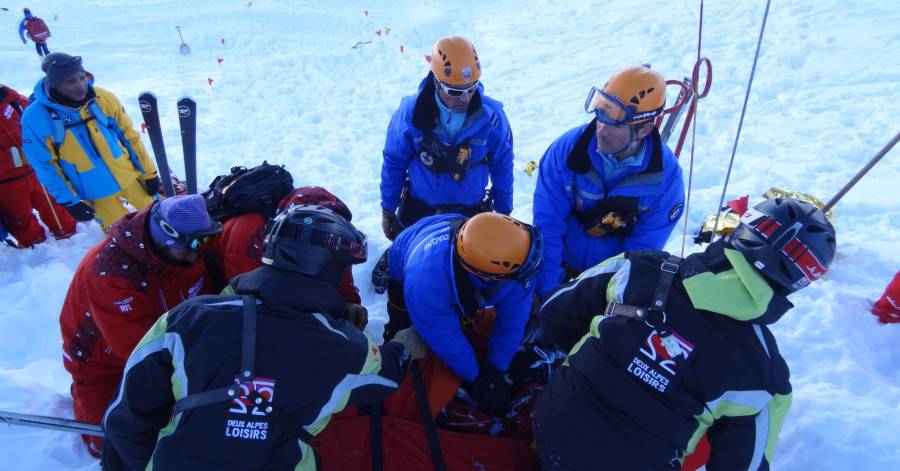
[[101, 266, 410, 470], [534, 241, 793, 470]]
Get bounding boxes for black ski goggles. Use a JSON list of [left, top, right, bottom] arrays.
[[458, 223, 544, 283], [434, 78, 479, 97], [149, 204, 222, 251], [269, 219, 368, 265]]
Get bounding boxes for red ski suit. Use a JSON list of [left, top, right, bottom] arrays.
[[0, 85, 75, 246], [59, 204, 214, 455]]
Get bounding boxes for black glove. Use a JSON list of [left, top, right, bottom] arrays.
[[342, 302, 368, 331], [64, 201, 96, 222], [463, 359, 510, 417], [381, 209, 402, 241], [142, 176, 162, 196]]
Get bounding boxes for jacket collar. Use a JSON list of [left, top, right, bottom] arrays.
[[566, 119, 663, 177], [680, 240, 793, 324], [231, 266, 345, 317], [106, 203, 172, 270]]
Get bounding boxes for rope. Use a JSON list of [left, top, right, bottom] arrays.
[[710, 0, 772, 239], [680, 0, 704, 257]]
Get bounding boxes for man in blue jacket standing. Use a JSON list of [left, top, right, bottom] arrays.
[[379, 36, 515, 240], [385, 212, 542, 416], [532, 65, 685, 299]]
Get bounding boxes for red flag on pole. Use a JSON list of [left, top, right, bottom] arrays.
[[425, 54, 432, 63], [208, 77, 215, 86], [217, 58, 224, 65], [364, 10, 368, 16], [220, 37, 225, 46], [376, 30, 382, 36], [400, 44, 404, 53]]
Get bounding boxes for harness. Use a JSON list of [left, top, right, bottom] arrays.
[[173, 295, 315, 444], [565, 120, 666, 237], [603, 254, 708, 415], [417, 132, 489, 181]]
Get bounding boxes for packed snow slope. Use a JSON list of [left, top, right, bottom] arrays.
[[1, 1, 898, 469]]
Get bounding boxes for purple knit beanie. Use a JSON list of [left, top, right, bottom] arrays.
[[149, 195, 218, 249]]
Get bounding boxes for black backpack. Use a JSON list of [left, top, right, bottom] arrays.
[[202, 161, 294, 222]]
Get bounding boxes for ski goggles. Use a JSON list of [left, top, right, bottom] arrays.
[[458, 222, 544, 283], [584, 86, 664, 126], [149, 204, 222, 251], [434, 78, 479, 97], [271, 219, 368, 264]]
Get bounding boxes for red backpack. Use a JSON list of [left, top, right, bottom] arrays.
[[25, 18, 51, 42]]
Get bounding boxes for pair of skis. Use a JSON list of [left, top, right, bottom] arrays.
[[138, 92, 198, 196]]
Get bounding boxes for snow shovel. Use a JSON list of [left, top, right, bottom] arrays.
[[175, 26, 191, 55]]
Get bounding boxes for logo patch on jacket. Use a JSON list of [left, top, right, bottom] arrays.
[[626, 330, 694, 393], [113, 296, 135, 312], [668, 202, 684, 221], [2, 104, 12, 119], [225, 377, 276, 441]]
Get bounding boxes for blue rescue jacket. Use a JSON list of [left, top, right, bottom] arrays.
[[389, 214, 535, 381], [532, 121, 685, 298], [380, 74, 515, 214]]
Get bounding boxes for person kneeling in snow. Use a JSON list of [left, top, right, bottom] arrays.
[[384, 212, 543, 417], [102, 204, 416, 470], [59, 195, 222, 457], [532, 197, 836, 470], [206, 186, 368, 329]]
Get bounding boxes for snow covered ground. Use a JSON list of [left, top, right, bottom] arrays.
[[1, 0, 898, 469]]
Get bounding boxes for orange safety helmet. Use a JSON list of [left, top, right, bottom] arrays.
[[585, 65, 666, 125], [431, 36, 481, 85], [455, 212, 543, 281]]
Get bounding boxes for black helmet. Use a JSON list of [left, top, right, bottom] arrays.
[[261, 204, 367, 282], [729, 197, 836, 294]]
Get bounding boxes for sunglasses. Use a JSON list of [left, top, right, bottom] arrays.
[[150, 204, 222, 251], [434, 78, 479, 97]]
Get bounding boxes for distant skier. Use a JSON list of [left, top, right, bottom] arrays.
[[18, 8, 51, 58], [532, 65, 685, 299], [102, 204, 417, 470], [379, 35, 515, 240], [533, 197, 837, 469], [59, 195, 221, 457], [0, 83, 76, 247], [21, 53, 160, 230]]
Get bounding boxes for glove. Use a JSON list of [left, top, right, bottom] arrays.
[[462, 359, 510, 417], [64, 201, 96, 222], [371, 250, 390, 294], [392, 327, 427, 360], [142, 176, 162, 196], [381, 209, 402, 241], [342, 302, 368, 331]]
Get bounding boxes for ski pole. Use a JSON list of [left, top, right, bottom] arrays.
[[822, 130, 899, 212], [0, 409, 104, 437]]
